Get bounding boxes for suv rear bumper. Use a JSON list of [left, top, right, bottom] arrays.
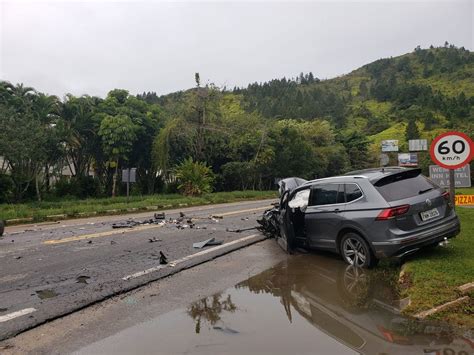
[[371, 217, 461, 258]]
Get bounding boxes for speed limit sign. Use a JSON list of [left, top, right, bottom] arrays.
[[430, 131, 474, 170]]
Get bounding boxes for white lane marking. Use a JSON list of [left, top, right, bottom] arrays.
[[0, 308, 37, 323], [122, 234, 260, 281], [122, 265, 167, 281]]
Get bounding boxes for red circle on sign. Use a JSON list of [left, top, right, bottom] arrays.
[[430, 131, 474, 169]]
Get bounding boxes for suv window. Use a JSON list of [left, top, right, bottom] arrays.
[[310, 184, 344, 206], [375, 174, 437, 202], [345, 184, 363, 202]]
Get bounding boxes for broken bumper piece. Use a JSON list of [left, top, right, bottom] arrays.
[[257, 206, 280, 237]]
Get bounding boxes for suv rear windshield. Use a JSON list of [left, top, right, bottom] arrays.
[[374, 174, 437, 202]]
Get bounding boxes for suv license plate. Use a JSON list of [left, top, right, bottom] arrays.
[[420, 208, 440, 221]]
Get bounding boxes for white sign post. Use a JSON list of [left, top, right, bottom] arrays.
[[430, 131, 474, 208], [122, 168, 137, 203]]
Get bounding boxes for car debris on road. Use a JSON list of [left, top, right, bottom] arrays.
[[159, 251, 168, 264], [226, 226, 259, 233], [154, 212, 166, 219], [193, 238, 223, 249], [109, 211, 229, 232]]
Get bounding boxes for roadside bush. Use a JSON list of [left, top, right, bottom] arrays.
[[174, 158, 214, 196], [0, 174, 13, 203], [221, 161, 254, 191], [164, 180, 180, 194], [54, 176, 102, 199]]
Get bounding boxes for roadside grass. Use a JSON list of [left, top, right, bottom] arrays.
[[455, 187, 474, 195], [400, 207, 474, 328], [0, 191, 277, 224]]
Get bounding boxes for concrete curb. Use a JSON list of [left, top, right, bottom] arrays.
[[3, 198, 277, 227], [45, 214, 67, 221], [414, 296, 470, 319], [5, 218, 34, 225], [0, 233, 269, 341], [458, 282, 474, 295], [77, 212, 97, 218]]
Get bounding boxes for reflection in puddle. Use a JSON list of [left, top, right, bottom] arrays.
[[35, 289, 57, 299], [187, 293, 237, 334], [79, 254, 474, 355], [233, 255, 473, 354]]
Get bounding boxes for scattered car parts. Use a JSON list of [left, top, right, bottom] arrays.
[[193, 238, 223, 249]]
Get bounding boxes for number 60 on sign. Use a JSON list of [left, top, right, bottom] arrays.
[[430, 131, 474, 170]]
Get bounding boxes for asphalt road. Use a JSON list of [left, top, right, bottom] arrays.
[[0, 240, 292, 354], [0, 199, 275, 341], [3, 239, 470, 355]]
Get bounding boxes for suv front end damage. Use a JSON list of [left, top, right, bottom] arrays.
[[257, 177, 308, 253]]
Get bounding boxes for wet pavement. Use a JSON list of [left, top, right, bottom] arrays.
[[75, 253, 473, 355], [2, 232, 473, 354], [0, 199, 274, 341]]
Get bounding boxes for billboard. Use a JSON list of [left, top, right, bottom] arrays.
[[381, 140, 399, 152], [429, 165, 471, 188], [398, 153, 418, 167], [409, 139, 428, 151]]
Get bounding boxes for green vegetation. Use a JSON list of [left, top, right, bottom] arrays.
[[175, 158, 214, 196], [455, 187, 474, 195], [0, 190, 277, 223], [400, 206, 474, 328], [0, 43, 472, 205]]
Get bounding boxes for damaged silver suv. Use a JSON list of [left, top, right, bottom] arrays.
[[260, 168, 460, 268]]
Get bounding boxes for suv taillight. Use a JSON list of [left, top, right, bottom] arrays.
[[442, 191, 453, 207], [376, 205, 410, 220]]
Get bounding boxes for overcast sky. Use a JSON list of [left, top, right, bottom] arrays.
[[0, 0, 472, 98]]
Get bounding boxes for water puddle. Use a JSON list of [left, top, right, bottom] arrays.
[[36, 289, 58, 300], [78, 254, 474, 354]]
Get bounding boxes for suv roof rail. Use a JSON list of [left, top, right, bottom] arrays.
[[343, 166, 408, 176], [307, 175, 367, 183]]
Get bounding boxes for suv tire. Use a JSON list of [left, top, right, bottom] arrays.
[[340, 232, 377, 268]]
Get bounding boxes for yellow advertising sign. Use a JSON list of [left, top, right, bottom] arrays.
[[455, 195, 474, 206]]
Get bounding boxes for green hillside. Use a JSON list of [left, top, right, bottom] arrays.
[[236, 44, 473, 127], [231, 43, 473, 170]]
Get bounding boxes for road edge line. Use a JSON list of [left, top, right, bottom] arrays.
[[0, 308, 37, 323]]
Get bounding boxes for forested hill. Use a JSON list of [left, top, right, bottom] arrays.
[[234, 44, 473, 132]]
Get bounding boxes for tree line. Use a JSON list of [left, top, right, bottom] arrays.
[[0, 44, 472, 203], [0, 78, 357, 202]]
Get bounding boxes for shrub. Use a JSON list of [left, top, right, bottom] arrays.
[[54, 176, 102, 199], [174, 158, 214, 196], [0, 174, 14, 203], [221, 161, 254, 191]]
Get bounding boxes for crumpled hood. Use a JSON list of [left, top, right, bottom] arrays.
[[278, 177, 308, 196]]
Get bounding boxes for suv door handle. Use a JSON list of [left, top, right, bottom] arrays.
[[334, 208, 341, 213]]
